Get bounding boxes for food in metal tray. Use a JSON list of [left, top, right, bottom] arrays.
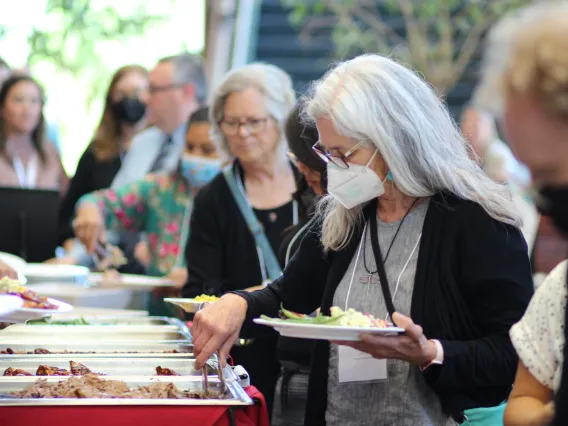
[[3, 361, 187, 377], [28, 317, 96, 326], [3, 361, 103, 377], [156, 366, 180, 376], [70, 361, 94, 376], [261, 305, 392, 328], [9, 374, 224, 399], [0, 277, 57, 310], [1, 348, 93, 355], [36, 365, 71, 376], [3, 368, 33, 376]]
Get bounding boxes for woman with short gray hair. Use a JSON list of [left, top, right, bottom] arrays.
[[189, 54, 534, 425], [182, 63, 297, 414]]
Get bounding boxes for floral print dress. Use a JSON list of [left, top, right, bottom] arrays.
[[78, 173, 196, 277]]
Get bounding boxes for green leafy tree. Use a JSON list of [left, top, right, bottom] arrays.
[[0, 0, 168, 104], [282, 0, 529, 94]]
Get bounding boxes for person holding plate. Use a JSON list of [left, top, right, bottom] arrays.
[[190, 54, 534, 426], [181, 63, 298, 416]]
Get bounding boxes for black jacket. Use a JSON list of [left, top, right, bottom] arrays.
[[182, 162, 300, 297], [237, 193, 534, 425]]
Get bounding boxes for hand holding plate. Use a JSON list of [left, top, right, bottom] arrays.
[[335, 312, 436, 366]]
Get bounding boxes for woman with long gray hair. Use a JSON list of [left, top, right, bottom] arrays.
[[190, 54, 533, 425]]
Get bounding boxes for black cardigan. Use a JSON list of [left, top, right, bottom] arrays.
[[237, 193, 534, 425], [182, 162, 301, 298]]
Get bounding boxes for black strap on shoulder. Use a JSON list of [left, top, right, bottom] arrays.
[[369, 212, 397, 320]]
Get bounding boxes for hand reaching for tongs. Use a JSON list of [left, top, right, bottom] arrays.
[[73, 203, 105, 253]]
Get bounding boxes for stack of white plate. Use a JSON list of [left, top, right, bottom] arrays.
[[23, 264, 90, 285]]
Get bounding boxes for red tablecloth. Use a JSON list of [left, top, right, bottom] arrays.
[[0, 386, 268, 426]]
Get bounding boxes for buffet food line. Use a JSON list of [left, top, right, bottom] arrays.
[[0, 315, 269, 426], [0, 253, 408, 426]]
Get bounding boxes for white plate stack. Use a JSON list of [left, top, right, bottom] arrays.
[[23, 264, 90, 285]]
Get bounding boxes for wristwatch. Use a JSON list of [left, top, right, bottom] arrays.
[[420, 339, 444, 372]]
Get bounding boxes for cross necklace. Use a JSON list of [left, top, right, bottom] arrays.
[[360, 198, 418, 285]]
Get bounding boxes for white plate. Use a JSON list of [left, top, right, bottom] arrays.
[[0, 298, 73, 324], [90, 273, 176, 290], [0, 294, 24, 316], [253, 318, 404, 341], [164, 298, 216, 313], [0, 252, 27, 284], [24, 264, 89, 283]]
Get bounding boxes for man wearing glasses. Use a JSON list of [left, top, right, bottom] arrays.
[[111, 53, 207, 188]]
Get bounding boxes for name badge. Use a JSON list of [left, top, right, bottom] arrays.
[[338, 345, 387, 383]]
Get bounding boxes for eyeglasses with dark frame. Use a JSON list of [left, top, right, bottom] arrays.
[[312, 140, 366, 169], [219, 117, 270, 136], [148, 82, 186, 94]]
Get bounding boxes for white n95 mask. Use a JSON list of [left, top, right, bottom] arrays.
[[327, 150, 388, 209]]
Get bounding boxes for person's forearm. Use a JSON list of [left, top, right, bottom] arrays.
[[505, 397, 553, 426], [230, 288, 281, 340]]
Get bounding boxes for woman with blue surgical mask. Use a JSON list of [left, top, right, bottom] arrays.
[[73, 107, 220, 316]]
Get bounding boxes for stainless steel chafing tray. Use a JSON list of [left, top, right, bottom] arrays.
[[24, 316, 188, 330], [0, 342, 193, 356], [0, 375, 252, 406], [0, 328, 191, 343], [0, 357, 217, 377], [0, 325, 191, 340]]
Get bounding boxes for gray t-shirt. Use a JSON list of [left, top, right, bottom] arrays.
[[326, 199, 453, 426]]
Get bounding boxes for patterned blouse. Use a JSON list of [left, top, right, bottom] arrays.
[[78, 173, 196, 276]]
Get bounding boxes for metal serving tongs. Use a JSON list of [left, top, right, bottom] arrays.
[[201, 365, 209, 394], [92, 241, 127, 272], [204, 353, 227, 395], [217, 350, 227, 393], [92, 242, 111, 272]]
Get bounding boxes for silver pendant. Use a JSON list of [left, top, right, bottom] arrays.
[[359, 273, 380, 285]]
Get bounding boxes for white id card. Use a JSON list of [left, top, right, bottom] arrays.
[[338, 345, 387, 383]]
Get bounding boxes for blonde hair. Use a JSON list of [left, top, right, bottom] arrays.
[[480, 1, 568, 117], [209, 63, 297, 159], [305, 54, 521, 252]]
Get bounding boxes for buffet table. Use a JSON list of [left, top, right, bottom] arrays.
[[0, 316, 269, 426], [0, 386, 269, 426]]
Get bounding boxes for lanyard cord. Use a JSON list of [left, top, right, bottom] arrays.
[[13, 155, 38, 188], [362, 197, 418, 273]]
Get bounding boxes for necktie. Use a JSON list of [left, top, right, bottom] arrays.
[[149, 135, 173, 173]]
